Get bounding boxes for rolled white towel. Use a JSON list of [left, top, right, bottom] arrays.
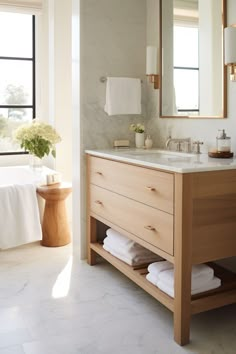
[[158, 265, 214, 290], [147, 261, 173, 277], [157, 276, 221, 298]]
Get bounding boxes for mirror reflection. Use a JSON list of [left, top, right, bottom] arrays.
[[160, 0, 226, 118]]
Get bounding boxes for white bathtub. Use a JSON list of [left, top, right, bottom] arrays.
[[0, 165, 52, 186]]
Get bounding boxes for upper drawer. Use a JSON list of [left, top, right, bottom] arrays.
[[88, 156, 174, 214]]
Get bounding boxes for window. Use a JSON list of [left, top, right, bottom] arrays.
[[174, 26, 199, 115], [0, 12, 35, 154]]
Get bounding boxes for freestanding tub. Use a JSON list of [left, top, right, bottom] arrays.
[[0, 165, 45, 186]]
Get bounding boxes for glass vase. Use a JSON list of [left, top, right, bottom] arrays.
[[29, 154, 43, 171]]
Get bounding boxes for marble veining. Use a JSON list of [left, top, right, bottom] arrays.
[[0, 242, 236, 353]]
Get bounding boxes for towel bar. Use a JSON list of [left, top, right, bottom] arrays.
[[100, 76, 143, 83]]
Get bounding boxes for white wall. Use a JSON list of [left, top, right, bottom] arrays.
[[79, 0, 146, 258]]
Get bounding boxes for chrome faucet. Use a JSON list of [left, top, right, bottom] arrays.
[[193, 140, 204, 154], [165, 136, 191, 152]]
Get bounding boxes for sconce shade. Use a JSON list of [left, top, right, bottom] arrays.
[[146, 46, 157, 75], [224, 27, 236, 64]]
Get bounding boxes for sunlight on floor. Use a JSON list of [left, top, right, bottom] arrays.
[[52, 255, 72, 298]]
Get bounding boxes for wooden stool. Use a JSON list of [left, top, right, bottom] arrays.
[[37, 182, 72, 247]]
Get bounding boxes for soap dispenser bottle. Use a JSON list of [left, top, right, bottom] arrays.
[[145, 135, 153, 149], [216, 129, 231, 152]]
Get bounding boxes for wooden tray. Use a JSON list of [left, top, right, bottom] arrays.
[[208, 151, 234, 158]]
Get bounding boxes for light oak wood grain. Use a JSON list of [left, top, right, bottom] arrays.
[[37, 182, 72, 247], [191, 170, 236, 263], [89, 156, 174, 214], [173, 174, 192, 345], [90, 184, 174, 255]]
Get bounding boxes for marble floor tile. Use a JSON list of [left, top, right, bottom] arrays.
[[0, 346, 25, 354], [0, 242, 236, 354]]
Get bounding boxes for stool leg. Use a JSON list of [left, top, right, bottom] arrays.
[[42, 199, 71, 247]]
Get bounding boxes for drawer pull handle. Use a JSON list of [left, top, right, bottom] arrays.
[[95, 200, 103, 205], [145, 186, 156, 192], [96, 171, 103, 176], [144, 225, 156, 231]]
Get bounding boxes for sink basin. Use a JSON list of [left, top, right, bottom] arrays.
[[121, 149, 195, 160]]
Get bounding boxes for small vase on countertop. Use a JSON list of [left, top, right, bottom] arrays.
[[135, 132, 145, 148], [145, 135, 153, 149]]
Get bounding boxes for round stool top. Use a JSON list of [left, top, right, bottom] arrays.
[[37, 182, 72, 201], [37, 181, 72, 192]]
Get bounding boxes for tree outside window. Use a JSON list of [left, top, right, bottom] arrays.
[[0, 12, 35, 154]]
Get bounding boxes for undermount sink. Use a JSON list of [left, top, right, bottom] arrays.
[[121, 149, 195, 160]]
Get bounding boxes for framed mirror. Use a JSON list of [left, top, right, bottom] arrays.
[[160, 0, 227, 118]]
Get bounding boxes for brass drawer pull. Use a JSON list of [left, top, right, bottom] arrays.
[[144, 225, 156, 231], [96, 171, 103, 176], [145, 186, 156, 192], [95, 200, 103, 205]]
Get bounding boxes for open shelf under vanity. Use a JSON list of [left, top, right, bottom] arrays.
[[91, 242, 236, 316]]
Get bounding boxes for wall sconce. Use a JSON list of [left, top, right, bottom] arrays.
[[224, 26, 236, 81], [146, 46, 160, 89]]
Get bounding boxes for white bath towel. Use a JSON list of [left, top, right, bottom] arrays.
[[104, 237, 159, 258], [0, 184, 42, 249], [105, 229, 159, 255], [158, 264, 214, 290], [103, 243, 160, 266], [146, 273, 158, 286], [147, 260, 173, 277], [106, 228, 136, 249], [104, 77, 141, 116], [156, 276, 221, 298]]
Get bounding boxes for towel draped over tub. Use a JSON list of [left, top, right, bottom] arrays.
[[0, 183, 42, 249]]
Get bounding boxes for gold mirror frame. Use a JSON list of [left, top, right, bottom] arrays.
[[159, 0, 227, 119]]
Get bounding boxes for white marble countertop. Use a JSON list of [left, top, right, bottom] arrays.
[[85, 148, 236, 173]]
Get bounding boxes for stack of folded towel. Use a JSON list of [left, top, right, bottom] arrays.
[[146, 261, 221, 298], [103, 228, 161, 266]]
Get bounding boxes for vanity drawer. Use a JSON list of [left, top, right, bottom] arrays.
[[90, 184, 174, 255], [88, 156, 174, 214]]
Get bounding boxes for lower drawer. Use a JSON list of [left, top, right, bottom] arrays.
[[90, 184, 174, 255]]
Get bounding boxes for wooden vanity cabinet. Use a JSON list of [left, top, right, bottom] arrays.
[[87, 154, 236, 346]]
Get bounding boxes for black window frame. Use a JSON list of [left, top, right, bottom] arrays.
[[0, 14, 36, 156]]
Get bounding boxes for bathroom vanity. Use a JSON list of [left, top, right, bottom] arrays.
[[86, 149, 236, 345]]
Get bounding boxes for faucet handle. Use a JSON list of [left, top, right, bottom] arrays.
[[193, 141, 204, 154]]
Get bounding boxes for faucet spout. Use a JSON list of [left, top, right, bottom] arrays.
[[165, 136, 191, 152], [165, 136, 172, 149]]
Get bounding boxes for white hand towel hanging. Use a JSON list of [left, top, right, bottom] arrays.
[[104, 77, 141, 116]]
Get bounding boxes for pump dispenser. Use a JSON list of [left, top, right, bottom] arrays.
[[216, 130, 231, 152]]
